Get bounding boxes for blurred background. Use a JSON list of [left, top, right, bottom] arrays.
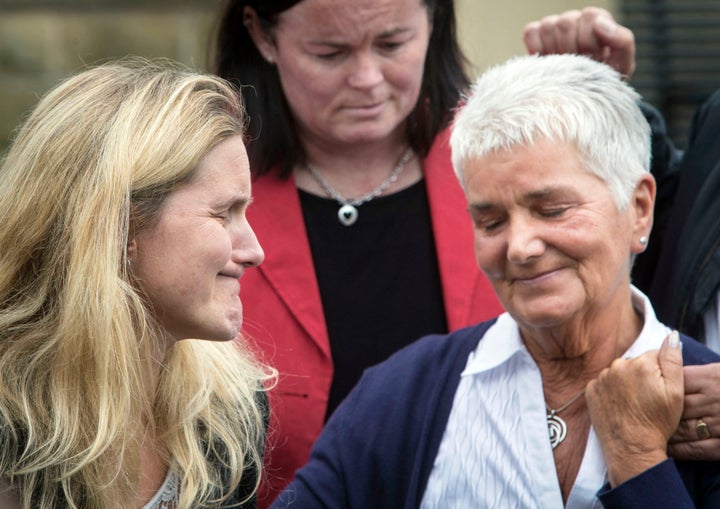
[[1, 0, 719, 151]]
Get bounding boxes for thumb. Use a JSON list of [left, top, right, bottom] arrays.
[[658, 330, 684, 393]]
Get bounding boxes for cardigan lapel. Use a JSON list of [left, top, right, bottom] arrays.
[[248, 173, 331, 358]]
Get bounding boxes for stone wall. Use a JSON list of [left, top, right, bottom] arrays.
[[0, 2, 219, 150]]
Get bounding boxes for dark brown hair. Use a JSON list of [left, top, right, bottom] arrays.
[[213, 0, 470, 178]]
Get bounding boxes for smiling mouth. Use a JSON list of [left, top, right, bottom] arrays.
[[512, 268, 563, 284], [219, 273, 241, 280]]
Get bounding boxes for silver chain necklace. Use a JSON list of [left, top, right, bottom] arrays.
[[546, 389, 585, 449], [304, 148, 414, 226]]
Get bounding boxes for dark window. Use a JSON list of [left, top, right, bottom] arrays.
[[621, 0, 720, 149]]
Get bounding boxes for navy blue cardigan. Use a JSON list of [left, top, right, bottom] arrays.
[[272, 320, 720, 508]]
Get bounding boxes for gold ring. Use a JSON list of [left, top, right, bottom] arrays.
[[696, 418, 711, 440]]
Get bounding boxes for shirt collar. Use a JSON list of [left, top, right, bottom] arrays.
[[462, 286, 671, 377]]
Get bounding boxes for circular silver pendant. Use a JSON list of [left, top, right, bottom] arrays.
[[547, 413, 567, 449], [338, 204, 358, 226]]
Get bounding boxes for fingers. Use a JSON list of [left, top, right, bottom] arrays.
[[524, 11, 582, 55], [523, 21, 543, 54], [669, 417, 696, 443], [681, 392, 720, 419], [679, 363, 720, 422], [667, 358, 720, 462], [543, 11, 581, 54], [538, 15, 561, 54], [670, 416, 720, 443], [522, 7, 636, 77], [587, 351, 679, 445], [668, 438, 720, 461], [576, 9, 601, 55], [592, 12, 635, 77], [589, 344, 684, 438], [683, 362, 720, 394]]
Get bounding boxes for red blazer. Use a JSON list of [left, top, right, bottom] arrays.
[[242, 129, 504, 507]]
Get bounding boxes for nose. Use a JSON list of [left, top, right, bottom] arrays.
[[231, 219, 265, 268], [506, 217, 545, 265], [347, 51, 383, 89]]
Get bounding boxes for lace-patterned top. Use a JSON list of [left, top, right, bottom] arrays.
[[141, 470, 179, 509]]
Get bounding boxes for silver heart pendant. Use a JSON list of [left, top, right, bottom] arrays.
[[337, 204, 358, 226]]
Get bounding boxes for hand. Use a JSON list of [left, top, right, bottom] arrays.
[[523, 6, 636, 78], [668, 362, 720, 460], [586, 332, 683, 486]]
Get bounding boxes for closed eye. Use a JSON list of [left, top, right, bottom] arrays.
[[316, 50, 344, 60], [481, 220, 505, 233], [469, 205, 506, 234], [471, 215, 506, 233], [534, 202, 575, 219], [211, 195, 251, 224], [538, 208, 568, 218], [377, 40, 404, 53], [213, 212, 230, 224]]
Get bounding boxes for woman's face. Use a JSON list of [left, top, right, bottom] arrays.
[[130, 135, 264, 343], [464, 138, 653, 330], [260, 0, 431, 148]]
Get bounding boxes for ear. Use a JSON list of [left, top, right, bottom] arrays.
[[127, 238, 138, 264], [630, 172, 656, 254], [243, 6, 277, 64]]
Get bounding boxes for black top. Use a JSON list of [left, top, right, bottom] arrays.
[[299, 179, 447, 419], [637, 91, 720, 339]]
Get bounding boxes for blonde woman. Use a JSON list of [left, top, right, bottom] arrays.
[[0, 60, 273, 508]]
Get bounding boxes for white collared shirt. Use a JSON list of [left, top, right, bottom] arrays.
[[420, 287, 671, 509]]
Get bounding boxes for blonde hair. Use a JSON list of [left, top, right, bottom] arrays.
[[0, 59, 273, 508]]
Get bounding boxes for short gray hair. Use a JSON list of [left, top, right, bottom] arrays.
[[451, 54, 650, 210]]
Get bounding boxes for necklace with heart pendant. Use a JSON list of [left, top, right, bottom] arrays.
[[305, 148, 413, 227]]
